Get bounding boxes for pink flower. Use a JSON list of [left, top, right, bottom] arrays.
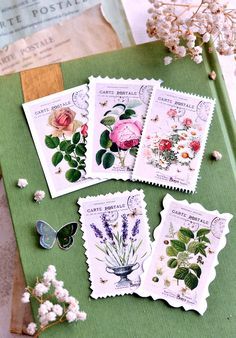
[[167, 109, 177, 118], [81, 124, 88, 137], [77, 311, 87, 321], [159, 139, 172, 151], [182, 118, 192, 127], [110, 120, 142, 150], [189, 140, 200, 152], [143, 148, 152, 159], [66, 311, 77, 323], [48, 108, 82, 137]]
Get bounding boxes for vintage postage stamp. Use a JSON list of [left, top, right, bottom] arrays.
[[136, 194, 233, 315], [78, 189, 151, 298], [85, 76, 162, 180], [132, 87, 215, 192], [23, 85, 102, 198]]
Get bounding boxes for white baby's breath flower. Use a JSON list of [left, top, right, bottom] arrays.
[[21, 292, 30, 303], [38, 303, 48, 316], [164, 56, 173, 65], [77, 311, 87, 321], [52, 304, 63, 316], [43, 270, 56, 284], [193, 55, 203, 64], [44, 300, 53, 311], [34, 283, 49, 297], [17, 178, 28, 189], [33, 190, 45, 203], [52, 279, 64, 288], [54, 287, 69, 302], [202, 32, 210, 43], [46, 311, 57, 322], [47, 265, 56, 273], [39, 315, 49, 327], [26, 322, 37, 336], [66, 311, 77, 323]]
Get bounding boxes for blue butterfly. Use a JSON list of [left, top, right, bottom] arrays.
[[36, 220, 78, 250]]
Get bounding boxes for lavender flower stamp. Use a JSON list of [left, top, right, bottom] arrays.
[[136, 194, 233, 315], [132, 87, 215, 192], [78, 189, 151, 298], [85, 76, 162, 180]]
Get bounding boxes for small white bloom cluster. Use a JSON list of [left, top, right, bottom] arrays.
[[147, 0, 236, 64], [17, 178, 28, 188], [21, 265, 87, 336], [33, 190, 45, 203]]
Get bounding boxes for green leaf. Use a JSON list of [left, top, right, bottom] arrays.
[[66, 144, 75, 154], [45, 136, 59, 149], [110, 142, 119, 152], [124, 109, 136, 117], [195, 244, 207, 257], [75, 143, 86, 156], [126, 99, 142, 109], [78, 165, 86, 170], [189, 264, 201, 278], [170, 240, 186, 252], [102, 152, 115, 169], [177, 231, 191, 244], [167, 258, 178, 269], [64, 154, 71, 162], [96, 149, 107, 165], [59, 140, 71, 151], [174, 267, 189, 280], [129, 147, 138, 157], [166, 246, 178, 257], [112, 103, 126, 110], [100, 130, 112, 148], [201, 236, 211, 243], [184, 272, 199, 290], [197, 228, 210, 237], [187, 241, 198, 253], [72, 132, 81, 144], [65, 169, 81, 182], [179, 227, 194, 238], [100, 116, 116, 126], [119, 113, 131, 120], [68, 160, 78, 168], [52, 151, 63, 166]]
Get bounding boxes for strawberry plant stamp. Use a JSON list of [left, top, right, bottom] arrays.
[[132, 87, 215, 192], [23, 85, 103, 198], [136, 194, 233, 315], [85, 76, 162, 180], [78, 189, 151, 298]]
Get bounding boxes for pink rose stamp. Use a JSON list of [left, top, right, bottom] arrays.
[[23, 85, 103, 198], [78, 189, 151, 298], [132, 87, 215, 192], [85, 76, 162, 180], [136, 194, 233, 315]]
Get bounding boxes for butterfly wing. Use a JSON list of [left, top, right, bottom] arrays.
[[36, 220, 57, 249], [57, 222, 78, 250]]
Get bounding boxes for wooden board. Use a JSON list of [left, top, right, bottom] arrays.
[[10, 64, 64, 335]]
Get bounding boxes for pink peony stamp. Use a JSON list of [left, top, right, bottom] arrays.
[[23, 85, 103, 198], [132, 87, 215, 192], [85, 76, 162, 180], [136, 194, 233, 315]]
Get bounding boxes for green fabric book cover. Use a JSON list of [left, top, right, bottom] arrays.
[[0, 42, 235, 337]]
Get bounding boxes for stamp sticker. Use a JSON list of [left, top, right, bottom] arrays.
[[78, 189, 151, 298], [136, 194, 233, 315], [23, 85, 103, 198], [85, 76, 162, 180], [132, 87, 215, 192]]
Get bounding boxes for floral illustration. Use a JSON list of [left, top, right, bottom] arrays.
[[45, 107, 87, 182], [143, 111, 201, 170], [96, 99, 143, 169], [165, 227, 211, 290], [90, 213, 145, 288]]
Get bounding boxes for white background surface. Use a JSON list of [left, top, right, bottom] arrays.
[[122, 0, 236, 118]]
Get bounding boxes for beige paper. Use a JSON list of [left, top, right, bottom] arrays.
[[0, 5, 121, 76]]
